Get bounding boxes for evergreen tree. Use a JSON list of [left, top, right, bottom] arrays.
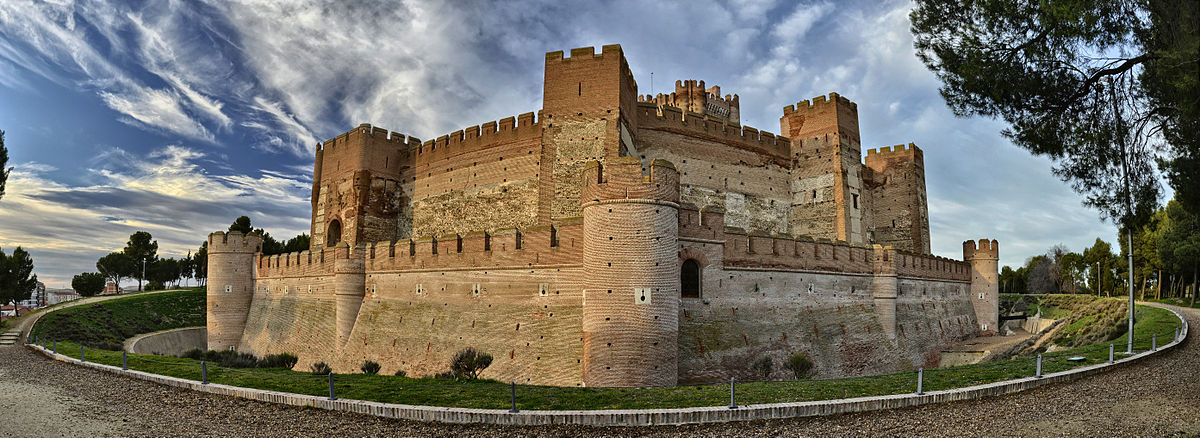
[[0, 247, 37, 316], [122, 231, 158, 291], [0, 130, 10, 202], [71, 272, 106, 297]]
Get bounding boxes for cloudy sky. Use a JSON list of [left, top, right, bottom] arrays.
[[0, 0, 1135, 288]]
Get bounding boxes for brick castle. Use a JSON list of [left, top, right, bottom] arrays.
[[207, 45, 999, 387]]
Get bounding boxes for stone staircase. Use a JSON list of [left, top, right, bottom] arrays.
[[0, 330, 20, 345]]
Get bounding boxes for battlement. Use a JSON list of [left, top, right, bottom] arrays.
[[414, 111, 541, 165], [782, 92, 858, 114], [319, 124, 420, 152], [866, 143, 922, 157], [581, 157, 680, 204], [208, 231, 263, 254], [636, 104, 790, 158], [545, 44, 624, 62], [963, 238, 999, 260]]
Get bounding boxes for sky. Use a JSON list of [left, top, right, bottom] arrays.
[[0, 0, 1136, 288]]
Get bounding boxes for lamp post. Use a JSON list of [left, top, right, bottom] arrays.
[[141, 257, 147, 292]]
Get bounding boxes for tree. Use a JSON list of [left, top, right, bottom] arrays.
[[122, 231, 158, 291], [71, 272, 106, 297], [282, 234, 311, 253], [0, 130, 11, 201], [1081, 238, 1120, 295], [229, 216, 253, 234], [193, 242, 208, 286], [1155, 199, 1200, 303], [96, 252, 134, 289], [0, 247, 38, 316], [1140, 1, 1200, 211], [150, 258, 181, 290], [449, 348, 493, 380], [911, 1, 1198, 223]]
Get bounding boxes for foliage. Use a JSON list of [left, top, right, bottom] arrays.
[[361, 360, 381, 375], [449, 348, 493, 380], [751, 356, 772, 380], [393, 369, 407, 377], [0, 129, 9, 201], [193, 242, 207, 285], [785, 353, 814, 380], [229, 216, 253, 234], [0, 247, 38, 313], [122, 231, 158, 291], [310, 361, 332, 375], [910, 0, 1191, 229], [28, 289, 204, 350], [1140, 1, 1200, 211], [96, 252, 134, 288], [259, 353, 299, 369], [71, 272, 106, 297], [227, 216, 308, 256]]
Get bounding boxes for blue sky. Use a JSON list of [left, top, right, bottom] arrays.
[[0, 0, 1132, 288]]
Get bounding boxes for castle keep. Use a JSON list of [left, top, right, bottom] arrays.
[[207, 45, 999, 387]]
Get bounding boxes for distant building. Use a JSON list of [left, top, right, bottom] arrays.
[[46, 289, 80, 305], [102, 282, 124, 295], [16, 281, 46, 308]]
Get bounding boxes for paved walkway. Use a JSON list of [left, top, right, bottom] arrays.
[[1, 303, 1197, 436]]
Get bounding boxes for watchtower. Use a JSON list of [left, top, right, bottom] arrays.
[[782, 93, 867, 245], [964, 239, 999, 334], [580, 157, 680, 387], [206, 231, 262, 351]]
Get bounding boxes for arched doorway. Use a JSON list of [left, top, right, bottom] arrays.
[[681, 259, 701, 298], [326, 219, 343, 247]]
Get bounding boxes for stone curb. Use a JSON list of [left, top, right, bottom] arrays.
[[24, 304, 1188, 426]]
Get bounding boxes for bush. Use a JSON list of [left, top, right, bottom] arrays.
[[360, 360, 381, 375], [751, 356, 773, 380], [393, 369, 407, 377], [178, 349, 259, 368], [310, 361, 332, 375], [785, 353, 814, 379], [434, 371, 455, 380], [259, 353, 298, 369], [449, 347, 493, 380], [180, 349, 204, 360]]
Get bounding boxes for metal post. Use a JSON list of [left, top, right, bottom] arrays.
[[1035, 354, 1043, 378], [201, 361, 208, 384], [52, 340, 56, 355], [1109, 344, 1115, 363], [729, 377, 738, 409], [1152, 334, 1157, 351], [328, 372, 337, 400], [1127, 232, 1135, 354], [1176, 327, 1180, 342], [80, 345, 85, 362], [509, 382, 518, 413], [917, 368, 924, 395], [122, 350, 128, 370]]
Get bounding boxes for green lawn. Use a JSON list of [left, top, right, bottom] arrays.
[[28, 292, 1183, 410], [29, 289, 204, 350]]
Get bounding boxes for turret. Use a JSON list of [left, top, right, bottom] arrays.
[[206, 231, 262, 351], [580, 157, 680, 387], [964, 239, 999, 334], [333, 242, 367, 347]]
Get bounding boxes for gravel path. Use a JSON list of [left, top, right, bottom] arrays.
[[1, 305, 1197, 437]]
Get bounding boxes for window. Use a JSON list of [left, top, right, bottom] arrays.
[[681, 259, 702, 298], [852, 193, 859, 209], [326, 220, 342, 247]]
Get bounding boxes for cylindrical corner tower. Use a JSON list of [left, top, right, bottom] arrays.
[[207, 231, 262, 351], [580, 157, 681, 387], [333, 242, 366, 347], [964, 238, 999, 334]]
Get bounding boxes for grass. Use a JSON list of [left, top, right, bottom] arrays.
[[1147, 296, 1200, 309], [27, 292, 1183, 410], [29, 288, 204, 350]]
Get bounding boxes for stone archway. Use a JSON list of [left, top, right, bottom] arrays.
[[326, 219, 343, 247]]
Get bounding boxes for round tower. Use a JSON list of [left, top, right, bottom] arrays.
[[333, 242, 366, 347], [964, 238, 999, 334], [580, 157, 681, 387], [207, 231, 262, 351]]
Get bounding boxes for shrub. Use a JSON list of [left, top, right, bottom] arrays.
[[785, 353, 814, 379], [434, 371, 455, 380], [180, 349, 204, 360], [449, 348, 493, 380], [310, 361, 332, 375], [393, 369, 407, 377], [258, 353, 298, 369], [360, 360, 381, 375], [751, 356, 773, 380]]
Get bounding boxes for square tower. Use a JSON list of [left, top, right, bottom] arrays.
[[782, 93, 867, 244]]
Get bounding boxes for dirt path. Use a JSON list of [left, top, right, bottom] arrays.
[[1, 304, 1196, 437]]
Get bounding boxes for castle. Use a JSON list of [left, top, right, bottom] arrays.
[[207, 45, 999, 387]]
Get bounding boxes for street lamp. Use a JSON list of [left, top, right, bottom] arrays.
[[142, 257, 147, 292]]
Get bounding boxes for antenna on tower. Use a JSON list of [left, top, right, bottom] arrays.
[[651, 72, 654, 96]]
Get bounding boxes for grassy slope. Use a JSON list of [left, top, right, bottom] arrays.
[[28, 291, 1183, 410], [29, 289, 204, 350]]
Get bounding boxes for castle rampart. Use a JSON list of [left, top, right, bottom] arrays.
[[213, 44, 998, 387]]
